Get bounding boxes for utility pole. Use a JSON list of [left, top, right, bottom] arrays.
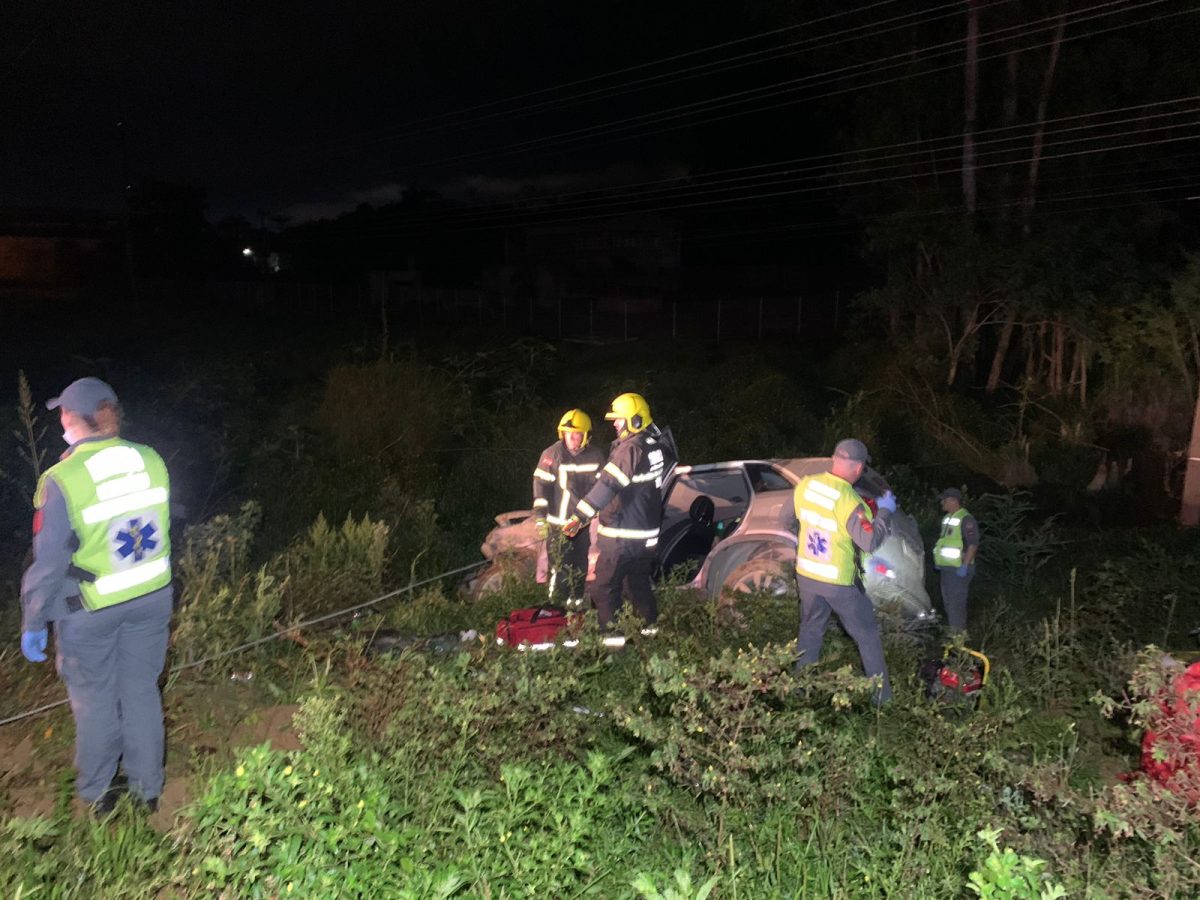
[[1181, 384, 1200, 526]]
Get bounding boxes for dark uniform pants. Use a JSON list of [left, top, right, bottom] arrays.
[[546, 531, 590, 604], [795, 577, 892, 704], [591, 536, 657, 629], [55, 588, 172, 803], [938, 567, 974, 633]]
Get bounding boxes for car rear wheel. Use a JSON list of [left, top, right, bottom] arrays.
[[717, 556, 793, 630], [723, 557, 793, 597]]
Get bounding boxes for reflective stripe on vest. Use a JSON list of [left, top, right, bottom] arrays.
[[793, 471, 871, 586], [37, 439, 172, 611], [933, 508, 971, 568]]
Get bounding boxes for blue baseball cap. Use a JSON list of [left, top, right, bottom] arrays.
[[46, 377, 118, 416]]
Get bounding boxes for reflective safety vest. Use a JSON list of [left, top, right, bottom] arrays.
[[933, 508, 972, 569], [793, 472, 871, 586], [35, 438, 172, 610]]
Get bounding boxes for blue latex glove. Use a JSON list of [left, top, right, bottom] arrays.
[[956, 564, 971, 579], [876, 490, 897, 513], [21, 629, 48, 663]]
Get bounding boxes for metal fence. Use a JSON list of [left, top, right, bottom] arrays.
[[131, 279, 850, 343]]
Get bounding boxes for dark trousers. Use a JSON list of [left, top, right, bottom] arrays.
[[55, 587, 172, 803], [591, 537, 657, 629], [795, 576, 892, 704], [938, 567, 974, 633], [547, 531, 590, 604]]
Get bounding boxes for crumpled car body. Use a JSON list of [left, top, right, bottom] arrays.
[[468, 457, 934, 622]]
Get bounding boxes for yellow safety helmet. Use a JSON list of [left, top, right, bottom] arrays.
[[604, 392, 652, 435], [557, 408, 592, 447]]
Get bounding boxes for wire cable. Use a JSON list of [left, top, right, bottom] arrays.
[[335, 108, 1200, 231], [315, 0, 1014, 153], [305, 95, 1200, 233], [408, 0, 1169, 170], [281, 120, 1200, 239], [0, 558, 494, 727]]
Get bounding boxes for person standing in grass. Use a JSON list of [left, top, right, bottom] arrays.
[[793, 438, 897, 704], [531, 409, 605, 609], [932, 488, 979, 635], [563, 392, 675, 645], [19, 377, 173, 816]]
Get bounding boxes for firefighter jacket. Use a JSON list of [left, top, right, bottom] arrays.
[[576, 425, 677, 551], [32, 437, 172, 611], [532, 441, 606, 526], [794, 472, 891, 587]]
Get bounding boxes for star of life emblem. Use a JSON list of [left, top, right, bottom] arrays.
[[806, 529, 831, 561], [113, 516, 160, 564]]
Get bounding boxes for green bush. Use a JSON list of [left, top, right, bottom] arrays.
[[967, 827, 1066, 899], [276, 512, 389, 618]]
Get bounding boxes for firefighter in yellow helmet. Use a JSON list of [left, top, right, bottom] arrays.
[[563, 392, 677, 645], [531, 409, 605, 608]]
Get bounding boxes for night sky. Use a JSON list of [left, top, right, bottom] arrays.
[[4, 0, 788, 221], [5, 0, 1197, 239]]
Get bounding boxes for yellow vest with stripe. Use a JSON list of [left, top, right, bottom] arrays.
[[794, 472, 872, 586], [933, 507, 972, 569], [35, 438, 172, 610]]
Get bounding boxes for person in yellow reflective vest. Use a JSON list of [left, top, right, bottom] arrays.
[[932, 488, 979, 634], [19, 378, 173, 816], [793, 438, 896, 704], [531, 409, 605, 608]]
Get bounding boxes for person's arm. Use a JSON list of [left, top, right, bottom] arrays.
[[846, 504, 892, 555], [20, 478, 76, 632], [575, 443, 636, 522], [532, 449, 557, 522], [961, 515, 980, 567]]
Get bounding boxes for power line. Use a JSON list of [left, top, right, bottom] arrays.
[[431, 131, 1200, 235], [281, 114, 1200, 239], [334, 105, 1200, 232], [685, 174, 1200, 245], [332, 95, 1200, 231], [316, 0, 1014, 153], [403, 0, 1170, 171], [312, 0, 919, 147], [556, 3, 1198, 168]]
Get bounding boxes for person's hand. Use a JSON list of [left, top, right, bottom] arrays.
[[876, 490, 897, 513], [957, 564, 971, 579], [562, 515, 584, 539], [20, 629, 47, 663], [534, 519, 549, 541]]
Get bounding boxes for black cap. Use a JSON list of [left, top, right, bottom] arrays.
[[939, 487, 963, 502]]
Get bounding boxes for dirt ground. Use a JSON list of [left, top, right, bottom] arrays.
[[0, 672, 306, 826]]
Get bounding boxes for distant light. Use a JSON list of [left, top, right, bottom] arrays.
[[242, 247, 253, 257]]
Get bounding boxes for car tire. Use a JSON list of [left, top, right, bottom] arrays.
[[722, 557, 794, 598], [717, 556, 793, 630]]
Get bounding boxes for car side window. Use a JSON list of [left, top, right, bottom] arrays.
[[662, 469, 750, 527], [746, 464, 792, 493]]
